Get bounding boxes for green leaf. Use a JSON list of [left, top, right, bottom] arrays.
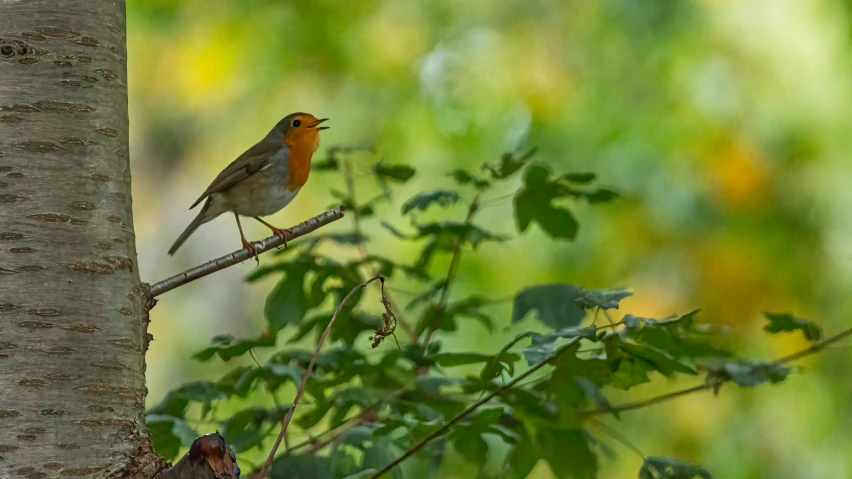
[[192, 333, 276, 362], [265, 261, 313, 331], [483, 148, 537, 179], [296, 312, 379, 347], [616, 342, 697, 376], [621, 310, 730, 360], [384, 221, 506, 249], [402, 190, 460, 215], [271, 454, 335, 479], [341, 470, 378, 479], [639, 456, 712, 479], [381, 221, 413, 240], [576, 188, 619, 204], [702, 359, 790, 387], [610, 358, 652, 390], [482, 335, 530, 379], [222, 406, 287, 452], [513, 163, 617, 240], [448, 169, 491, 189], [264, 363, 307, 390], [575, 287, 632, 310], [311, 232, 368, 245], [405, 279, 446, 311], [452, 427, 489, 465], [503, 423, 537, 479], [533, 204, 578, 240], [513, 164, 578, 240], [548, 343, 612, 416], [558, 172, 597, 184], [523, 326, 598, 366], [622, 310, 698, 330], [374, 162, 415, 183], [513, 284, 586, 329], [434, 352, 497, 367], [417, 295, 494, 333], [363, 436, 402, 479], [763, 312, 822, 342], [513, 186, 537, 232], [417, 221, 508, 247], [147, 381, 224, 418], [537, 428, 597, 479], [312, 156, 339, 171], [146, 414, 199, 461]]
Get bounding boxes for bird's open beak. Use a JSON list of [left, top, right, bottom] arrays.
[[312, 118, 329, 130]]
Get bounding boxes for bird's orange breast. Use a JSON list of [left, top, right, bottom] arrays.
[[286, 148, 312, 191], [284, 134, 318, 191]]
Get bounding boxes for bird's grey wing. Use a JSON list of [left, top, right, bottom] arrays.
[[189, 135, 282, 209]]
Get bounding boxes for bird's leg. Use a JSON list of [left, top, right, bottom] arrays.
[[234, 212, 259, 265], [253, 217, 293, 250]]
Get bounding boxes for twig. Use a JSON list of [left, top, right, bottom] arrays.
[[579, 325, 852, 417], [149, 206, 345, 297], [422, 193, 481, 347], [368, 337, 581, 479], [257, 275, 386, 478], [586, 417, 645, 458], [341, 158, 417, 343], [279, 387, 409, 458]]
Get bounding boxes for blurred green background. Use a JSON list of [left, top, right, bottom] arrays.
[[128, 0, 852, 477]]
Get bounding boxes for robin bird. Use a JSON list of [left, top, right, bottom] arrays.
[[168, 112, 329, 262]]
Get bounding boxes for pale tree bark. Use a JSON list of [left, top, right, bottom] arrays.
[[0, 1, 165, 477]]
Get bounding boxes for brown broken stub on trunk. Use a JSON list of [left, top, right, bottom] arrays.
[[190, 432, 238, 477], [154, 432, 239, 479]]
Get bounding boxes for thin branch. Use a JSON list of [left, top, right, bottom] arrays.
[[422, 193, 481, 347], [343, 158, 417, 343], [368, 337, 581, 479], [579, 325, 852, 417], [257, 275, 385, 478], [149, 206, 345, 297], [581, 383, 714, 418], [586, 417, 645, 458], [278, 387, 409, 458]]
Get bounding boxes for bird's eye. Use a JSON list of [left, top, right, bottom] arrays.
[[292, 119, 302, 128]]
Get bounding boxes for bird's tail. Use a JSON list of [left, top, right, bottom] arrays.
[[168, 200, 212, 256]]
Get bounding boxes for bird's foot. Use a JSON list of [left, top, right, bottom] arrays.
[[241, 238, 260, 265], [270, 227, 294, 250]]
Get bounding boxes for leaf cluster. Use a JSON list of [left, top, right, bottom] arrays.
[[149, 146, 822, 479]]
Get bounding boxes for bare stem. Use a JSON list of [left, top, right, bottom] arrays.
[[278, 387, 409, 457], [422, 193, 480, 348], [343, 158, 417, 343], [257, 275, 385, 478], [149, 206, 345, 297], [368, 337, 580, 479], [586, 416, 645, 458]]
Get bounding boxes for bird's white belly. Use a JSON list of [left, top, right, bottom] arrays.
[[236, 182, 299, 217], [214, 166, 300, 217]]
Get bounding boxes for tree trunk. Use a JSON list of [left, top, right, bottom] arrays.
[[0, 2, 164, 477]]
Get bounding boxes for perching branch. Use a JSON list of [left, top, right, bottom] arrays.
[[257, 275, 388, 478], [368, 337, 581, 479], [149, 206, 345, 297], [422, 193, 481, 348], [578, 325, 852, 418]]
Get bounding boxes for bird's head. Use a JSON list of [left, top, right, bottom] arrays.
[[277, 112, 328, 153]]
